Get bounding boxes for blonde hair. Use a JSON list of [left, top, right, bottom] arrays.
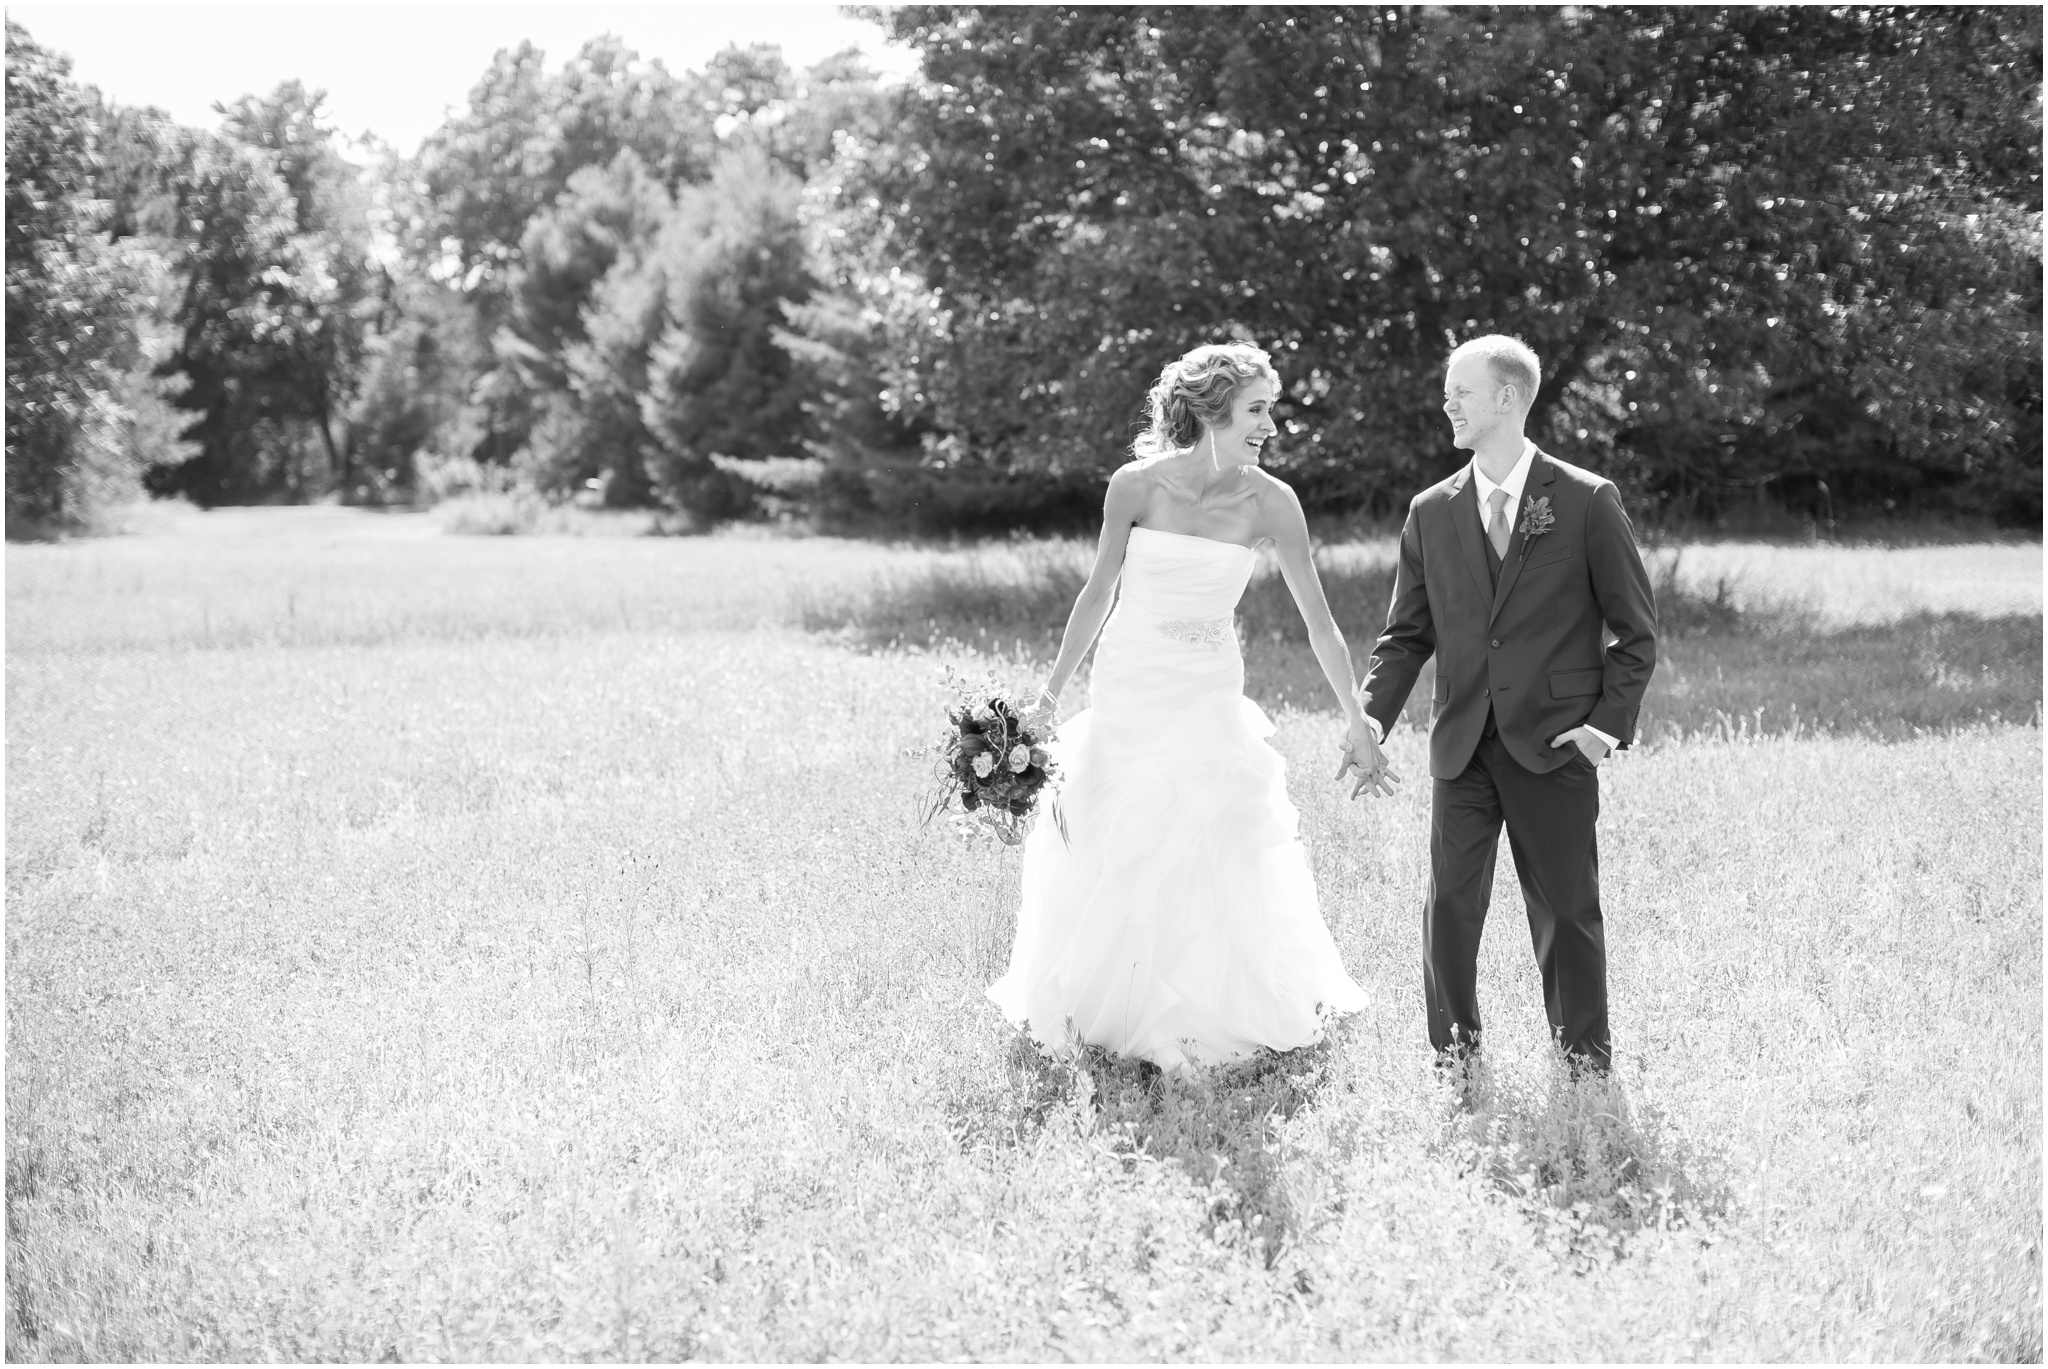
[[1134, 343, 1280, 456], [1448, 334, 1542, 411]]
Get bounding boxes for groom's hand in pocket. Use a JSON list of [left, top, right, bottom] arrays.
[[1550, 726, 1612, 765]]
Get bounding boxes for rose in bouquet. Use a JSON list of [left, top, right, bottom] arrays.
[[920, 667, 1065, 846]]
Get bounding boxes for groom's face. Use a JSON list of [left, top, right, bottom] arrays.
[[1443, 355, 1512, 451]]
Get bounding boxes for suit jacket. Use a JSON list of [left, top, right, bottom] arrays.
[[1362, 449, 1658, 780]]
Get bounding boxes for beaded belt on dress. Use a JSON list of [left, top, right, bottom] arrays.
[[1154, 615, 1235, 649]]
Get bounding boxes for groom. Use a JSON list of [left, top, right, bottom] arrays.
[[1342, 335, 1657, 1076]]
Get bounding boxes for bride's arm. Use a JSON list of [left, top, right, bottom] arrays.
[[1043, 467, 1145, 705], [1260, 478, 1397, 786]]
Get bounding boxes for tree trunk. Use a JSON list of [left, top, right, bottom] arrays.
[[1532, 324, 1604, 438], [313, 393, 349, 496]]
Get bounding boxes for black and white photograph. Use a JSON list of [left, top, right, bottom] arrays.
[[4, 2, 2041, 1360]]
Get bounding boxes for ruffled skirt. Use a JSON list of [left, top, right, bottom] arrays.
[[986, 607, 1368, 1068]]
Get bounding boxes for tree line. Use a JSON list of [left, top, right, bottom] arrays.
[[6, 7, 2040, 537]]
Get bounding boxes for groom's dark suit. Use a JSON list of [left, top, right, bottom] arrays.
[[1362, 448, 1657, 1070]]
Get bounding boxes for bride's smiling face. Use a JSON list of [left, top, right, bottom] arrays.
[[1208, 378, 1278, 466]]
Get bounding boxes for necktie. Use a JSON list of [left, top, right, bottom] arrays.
[[1487, 488, 1512, 560]]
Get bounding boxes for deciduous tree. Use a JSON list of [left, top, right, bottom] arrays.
[[5, 20, 184, 531], [154, 84, 380, 503], [833, 5, 2040, 522]]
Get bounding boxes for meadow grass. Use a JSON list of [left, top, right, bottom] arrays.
[[432, 493, 696, 539], [6, 509, 2041, 1360]]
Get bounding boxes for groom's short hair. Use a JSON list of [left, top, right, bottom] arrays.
[[1449, 335, 1541, 412]]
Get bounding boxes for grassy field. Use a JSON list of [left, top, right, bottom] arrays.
[[6, 507, 2041, 1360]]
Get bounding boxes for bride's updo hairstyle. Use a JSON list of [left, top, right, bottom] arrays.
[[1134, 342, 1280, 457]]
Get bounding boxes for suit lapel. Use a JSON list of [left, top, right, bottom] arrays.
[[1488, 452, 1557, 625], [1448, 468, 1493, 604]]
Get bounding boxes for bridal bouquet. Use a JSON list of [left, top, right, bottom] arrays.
[[920, 667, 1064, 846]]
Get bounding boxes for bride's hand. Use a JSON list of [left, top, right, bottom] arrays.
[[1025, 687, 1060, 734], [1335, 719, 1401, 799]]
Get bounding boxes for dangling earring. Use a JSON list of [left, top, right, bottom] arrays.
[[1208, 430, 1219, 473]]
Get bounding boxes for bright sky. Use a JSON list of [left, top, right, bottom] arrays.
[[7, 2, 923, 158]]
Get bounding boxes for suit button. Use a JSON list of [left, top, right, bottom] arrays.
[[1490, 638, 1502, 648], [1482, 688, 1491, 697]]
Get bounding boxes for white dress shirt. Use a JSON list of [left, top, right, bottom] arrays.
[[1363, 437, 1616, 757], [1471, 438, 1540, 542]]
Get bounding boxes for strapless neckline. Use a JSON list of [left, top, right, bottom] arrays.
[[1130, 525, 1257, 555]]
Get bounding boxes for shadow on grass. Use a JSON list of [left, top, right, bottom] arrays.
[[1429, 1052, 1734, 1271], [1641, 609, 2043, 743], [948, 1027, 1340, 1269], [794, 539, 1089, 660], [797, 540, 1732, 657], [805, 542, 2042, 738], [948, 1028, 1736, 1273]]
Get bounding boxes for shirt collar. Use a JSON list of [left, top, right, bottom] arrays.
[[1471, 438, 1539, 512]]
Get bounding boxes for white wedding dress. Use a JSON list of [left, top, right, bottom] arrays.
[[987, 526, 1369, 1068]]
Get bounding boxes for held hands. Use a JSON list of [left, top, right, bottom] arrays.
[[1335, 717, 1402, 800], [1550, 726, 1613, 765]]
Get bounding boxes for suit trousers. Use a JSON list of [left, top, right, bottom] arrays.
[[1424, 727, 1609, 1069]]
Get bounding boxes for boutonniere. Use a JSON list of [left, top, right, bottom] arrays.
[[1517, 496, 1554, 557]]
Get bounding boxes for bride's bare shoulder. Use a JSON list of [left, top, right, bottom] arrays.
[[1102, 461, 1155, 520], [1241, 469, 1306, 543], [1110, 458, 1160, 491], [1244, 466, 1301, 510]]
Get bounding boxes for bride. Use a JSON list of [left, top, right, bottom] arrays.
[[988, 342, 1397, 1069]]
